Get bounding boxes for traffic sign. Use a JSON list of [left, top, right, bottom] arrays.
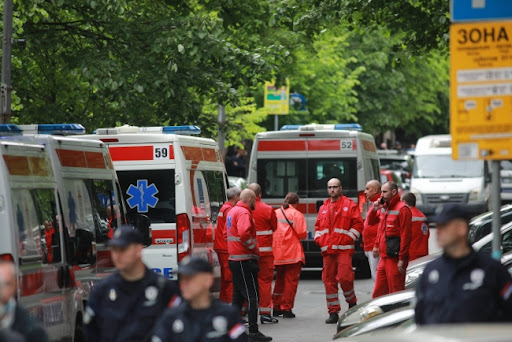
[[451, 0, 512, 22], [264, 80, 290, 115], [450, 20, 512, 160]]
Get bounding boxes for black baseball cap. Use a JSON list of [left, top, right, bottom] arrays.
[[108, 225, 144, 247], [428, 204, 472, 225], [178, 256, 213, 276]]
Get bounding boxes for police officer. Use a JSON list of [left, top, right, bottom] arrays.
[[151, 256, 248, 342], [83, 226, 180, 342], [415, 203, 512, 324]]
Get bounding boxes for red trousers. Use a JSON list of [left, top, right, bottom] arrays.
[[322, 253, 357, 314], [372, 257, 407, 298], [272, 262, 302, 311], [258, 255, 274, 315], [217, 252, 233, 303]]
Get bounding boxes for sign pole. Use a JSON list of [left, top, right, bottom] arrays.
[[274, 115, 278, 131], [491, 160, 502, 259]]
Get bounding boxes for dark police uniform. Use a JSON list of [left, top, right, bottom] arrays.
[[151, 299, 247, 342], [83, 267, 180, 342], [415, 249, 512, 324]]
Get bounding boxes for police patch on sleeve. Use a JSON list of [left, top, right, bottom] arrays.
[[173, 319, 184, 333], [145, 286, 158, 301], [428, 269, 439, 284], [212, 316, 228, 333], [109, 289, 117, 301]]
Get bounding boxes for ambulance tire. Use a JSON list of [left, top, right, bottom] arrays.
[[74, 314, 84, 342]]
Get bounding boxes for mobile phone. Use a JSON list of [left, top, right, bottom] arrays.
[[379, 197, 385, 204]]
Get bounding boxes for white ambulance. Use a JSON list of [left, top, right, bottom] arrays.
[[0, 123, 127, 341], [247, 123, 380, 274], [80, 125, 226, 288]]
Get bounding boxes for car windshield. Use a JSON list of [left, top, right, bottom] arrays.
[[413, 155, 483, 178]]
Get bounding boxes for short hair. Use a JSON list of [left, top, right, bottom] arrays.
[[384, 181, 398, 192], [283, 192, 299, 209], [226, 187, 241, 200], [402, 192, 416, 207]]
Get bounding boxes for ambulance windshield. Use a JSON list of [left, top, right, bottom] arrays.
[[258, 158, 358, 199], [116, 169, 176, 223]]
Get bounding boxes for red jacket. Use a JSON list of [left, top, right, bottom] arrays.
[[409, 206, 429, 261], [314, 195, 364, 255], [227, 201, 259, 261], [214, 201, 234, 253], [363, 194, 381, 252], [253, 198, 277, 256], [274, 206, 307, 265], [368, 194, 412, 261]]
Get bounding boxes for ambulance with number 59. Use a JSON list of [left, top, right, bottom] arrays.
[[80, 125, 226, 288], [247, 123, 380, 275]]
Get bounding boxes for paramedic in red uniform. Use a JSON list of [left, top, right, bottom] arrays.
[[248, 183, 278, 324], [314, 178, 364, 324], [402, 192, 429, 261], [214, 187, 241, 303], [362, 180, 381, 280], [227, 189, 272, 342], [272, 192, 307, 319], [369, 181, 412, 298]]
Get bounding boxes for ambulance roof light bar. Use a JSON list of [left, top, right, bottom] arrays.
[[17, 124, 86, 135], [280, 123, 362, 131], [0, 124, 22, 136], [94, 125, 201, 135]]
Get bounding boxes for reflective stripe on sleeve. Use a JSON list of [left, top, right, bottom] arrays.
[[228, 236, 241, 242], [333, 228, 357, 240], [229, 254, 258, 260], [256, 230, 273, 236], [320, 246, 328, 252], [259, 246, 273, 252], [315, 229, 329, 239], [387, 210, 400, 215], [412, 217, 427, 222], [331, 245, 354, 250]]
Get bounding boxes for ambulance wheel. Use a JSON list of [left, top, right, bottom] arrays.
[[74, 315, 84, 342]]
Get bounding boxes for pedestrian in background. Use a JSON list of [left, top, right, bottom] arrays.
[[151, 256, 247, 342], [272, 192, 307, 319], [214, 187, 241, 303], [227, 189, 271, 342], [362, 180, 382, 280], [84, 226, 180, 342], [402, 192, 429, 261], [415, 204, 512, 324], [0, 261, 47, 342], [369, 181, 411, 298], [248, 183, 278, 324], [314, 178, 364, 324]]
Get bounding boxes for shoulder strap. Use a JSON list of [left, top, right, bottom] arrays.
[[280, 207, 300, 239]]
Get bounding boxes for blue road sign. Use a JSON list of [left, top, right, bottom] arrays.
[[451, 0, 512, 22]]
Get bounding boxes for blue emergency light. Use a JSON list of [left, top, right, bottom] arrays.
[[280, 123, 362, 131], [17, 123, 86, 135], [280, 125, 304, 131], [0, 124, 22, 136], [334, 124, 362, 131], [161, 125, 201, 135]]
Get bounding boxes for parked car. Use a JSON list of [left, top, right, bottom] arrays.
[[468, 204, 512, 244], [378, 150, 413, 187]]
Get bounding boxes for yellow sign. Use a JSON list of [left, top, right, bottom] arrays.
[[264, 80, 290, 115], [450, 20, 512, 160]]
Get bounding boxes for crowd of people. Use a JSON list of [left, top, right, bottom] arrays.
[[3, 177, 512, 341]]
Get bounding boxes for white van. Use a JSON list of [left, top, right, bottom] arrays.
[[247, 123, 380, 273], [410, 134, 490, 215], [80, 125, 226, 289]]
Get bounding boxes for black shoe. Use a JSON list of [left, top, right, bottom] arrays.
[[273, 309, 283, 317], [260, 314, 279, 324], [282, 310, 296, 318], [349, 302, 357, 309], [248, 331, 272, 342], [325, 313, 339, 324]]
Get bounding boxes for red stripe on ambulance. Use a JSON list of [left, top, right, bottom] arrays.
[[109, 146, 154, 161]]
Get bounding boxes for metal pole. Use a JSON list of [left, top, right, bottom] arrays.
[[491, 160, 502, 260], [274, 115, 278, 131], [1, 0, 13, 124], [217, 104, 226, 158]]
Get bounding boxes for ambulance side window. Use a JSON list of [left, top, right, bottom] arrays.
[[83, 179, 116, 244], [371, 159, 380, 181], [32, 189, 62, 264], [202, 171, 227, 224]]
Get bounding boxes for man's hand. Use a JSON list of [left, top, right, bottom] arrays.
[[397, 260, 405, 274], [372, 247, 379, 258]]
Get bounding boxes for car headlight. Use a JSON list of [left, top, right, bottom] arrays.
[[468, 187, 481, 201], [360, 305, 384, 322], [410, 188, 422, 205], [405, 269, 423, 289]]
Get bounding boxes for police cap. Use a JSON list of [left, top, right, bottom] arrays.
[[428, 203, 471, 225], [108, 225, 144, 247], [178, 256, 213, 276]]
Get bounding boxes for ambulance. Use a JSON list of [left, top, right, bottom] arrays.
[[247, 123, 380, 274], [0, 123, 127, 341], [80, 125, 226, 288]]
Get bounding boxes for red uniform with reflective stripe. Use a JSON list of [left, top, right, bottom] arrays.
[[215, 201, 235, 302], [314, 196, 363, 312], [227, 202, 259, 261], [369, 194, 412, 298], [362, 200, 381, 252], [252, 198, 277, 315], [409, 206, 429, 261]]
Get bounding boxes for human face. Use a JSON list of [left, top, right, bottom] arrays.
[[327, 179, 342, 201], [179, 273, 213, 302], [111, 244, 142, 273], [380, 183, 396, 203], [0, 264, 16, 305], [365, 182, 379, 200], [436, 219, 467, 250]]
